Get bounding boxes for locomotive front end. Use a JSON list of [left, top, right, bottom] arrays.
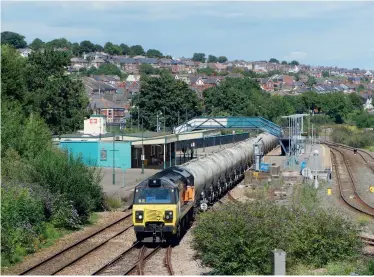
[[132, 179, 178, 243]]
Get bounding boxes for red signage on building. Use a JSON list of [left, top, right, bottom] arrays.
[[90, 118, 97, 124]]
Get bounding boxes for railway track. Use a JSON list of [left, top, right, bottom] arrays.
[[360, 236, 374, 247], [20, 211, 134, 275], [115, 245, 174, 275], [324, 141, 374, 172], [330, 146, 374, 217]]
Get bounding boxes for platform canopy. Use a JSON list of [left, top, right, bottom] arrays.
[[173, 116, 283, 138]]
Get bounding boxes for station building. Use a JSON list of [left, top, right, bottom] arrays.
[[54, 115, 251, 171]]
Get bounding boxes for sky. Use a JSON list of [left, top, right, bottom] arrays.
[[1, 0, 374, 69]]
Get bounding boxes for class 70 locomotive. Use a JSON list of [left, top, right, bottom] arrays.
[[132, 133, 278, 243]]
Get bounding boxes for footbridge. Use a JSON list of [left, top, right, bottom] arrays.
[[173, 116, 283, 138]]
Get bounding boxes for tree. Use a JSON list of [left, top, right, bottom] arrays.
[[79, 40, 95, 54], [29, 38, 45, 51], [131, 73, 201, 130], [1, 31, 27, 48], [139, 64, 156, 75], [269, 58, 279, 64], [24, 49, 89, 134], [71, 43, 80, 56], [146, 49, 163, 58], [1, 45, 27, 103], [203, 78, 267, 117], [192, 53, 206, 63], [197, 68, 216, 76], [45, 38, 71, 49], [218, 56, 228, 63], [281, 61, 288, 65], [322, 70, 330, 78], [95, 64, 122, 77], [103, 42, 121, 55], [120, 43, 130, 55], [129, 45, 145, 56], [94, 44, 103, 52], [208, 55, 218, 63], [289, 60, 299, 66], [306, 76, 316, 87]]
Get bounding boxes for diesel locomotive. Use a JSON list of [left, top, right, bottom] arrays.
[[132, 133, 278, 243]]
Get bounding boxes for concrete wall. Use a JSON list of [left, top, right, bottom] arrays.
[[59, 141, 132, 170]]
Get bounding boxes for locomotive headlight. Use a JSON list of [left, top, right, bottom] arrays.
[[135, 211, 144, 221], [165, 210, 173, 221]]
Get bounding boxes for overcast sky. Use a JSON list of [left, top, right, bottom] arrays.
[[2, 1, 374, 69]]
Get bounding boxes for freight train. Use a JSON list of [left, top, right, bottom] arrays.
[[132, 133, 278, 243]]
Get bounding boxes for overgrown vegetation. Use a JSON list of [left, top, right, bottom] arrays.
[[331, 126, 374, 148], [1, 44, 104, 267], [193, 183, 363, 275]]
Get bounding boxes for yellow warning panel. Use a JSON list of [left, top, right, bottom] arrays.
[[327, 188, 332, 195], [370, 186, 374, 193]]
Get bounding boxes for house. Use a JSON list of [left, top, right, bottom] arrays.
[[137, 58, 159, 67], [158, 58, 173, 69], [70, 57, 89, 69], [89, 95, 126, 123], [183, 61, 197, 74], [207, 63, 227, 72], [364, 70, 373, 78], [259, 78, 274, 91], [90, 58, 106, 68], [82, 77, 117, 95], [125, 81, 141, 97], [17, 48, 33, 58], [92, 75, 120, 86], [171, 60, 185, 73], [116, 58, 139, 73], [173, 74, 190, 85], [293, 81, 306, 89], [348, 77, 361, 85], [126, 74, 141, 82]]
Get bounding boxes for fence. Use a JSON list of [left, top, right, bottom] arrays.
[[175, 132, 250, 151]]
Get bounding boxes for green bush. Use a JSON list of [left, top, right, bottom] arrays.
[[29, 149, 104, 223], [331, 126, 374, 148], [1, 184, 45, 265], [193, 201, 361, 275]]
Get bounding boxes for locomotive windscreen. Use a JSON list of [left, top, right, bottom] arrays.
[[134, 187, 177, 204]]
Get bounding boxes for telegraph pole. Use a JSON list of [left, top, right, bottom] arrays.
[[141, 118, 144, 174], [163, 107, 166, 133], [137, 107, 140, 132]]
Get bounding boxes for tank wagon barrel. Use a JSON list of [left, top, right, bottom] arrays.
[[132, 133, 278, 243]]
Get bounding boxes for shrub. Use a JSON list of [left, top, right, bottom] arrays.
[[1, 184, 45, 265], [193, 201, 361, 275], [29, 148, 104, 223]]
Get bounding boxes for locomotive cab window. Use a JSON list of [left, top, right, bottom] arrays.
[[134, 187, 176, 204]]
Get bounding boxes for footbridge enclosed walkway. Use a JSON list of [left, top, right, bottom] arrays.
[[173, 116, 283, 138]]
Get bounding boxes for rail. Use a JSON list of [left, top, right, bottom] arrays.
[[20, 211, 133, 275], [330, 146, 374, 217]]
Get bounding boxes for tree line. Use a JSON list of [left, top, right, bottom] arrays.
[[1, 44, 105, 266], [1, 31, 229, 62]]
